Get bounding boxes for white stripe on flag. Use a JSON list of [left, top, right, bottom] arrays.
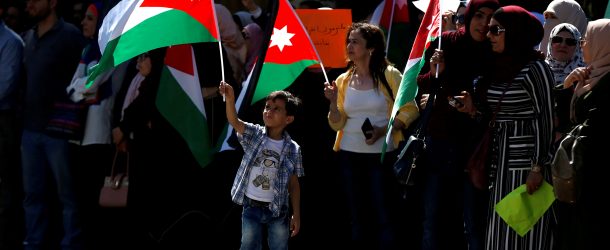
[[98, 0, 141, 53], [123, 6, 171, 34]]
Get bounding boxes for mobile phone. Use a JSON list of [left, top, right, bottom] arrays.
[[361, 118, 374, 140], [448, 96, 463, 108]]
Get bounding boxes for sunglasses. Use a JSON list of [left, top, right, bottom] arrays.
[[551, 36, 577, 46], [488, 25, 505, 36], [452, 14, 465, 24]]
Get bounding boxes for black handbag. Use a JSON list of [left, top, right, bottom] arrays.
[[393, 80, 438, 186], [394, 134, 425, 185]]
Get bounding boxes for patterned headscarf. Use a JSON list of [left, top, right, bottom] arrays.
[[541, 0, 588, 56], [545, 23, 585, 87]]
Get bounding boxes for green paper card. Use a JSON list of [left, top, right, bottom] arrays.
[[494, 181, 555, 236]]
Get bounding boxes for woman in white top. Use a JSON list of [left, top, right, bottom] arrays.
[[323, 22, 419, 249]]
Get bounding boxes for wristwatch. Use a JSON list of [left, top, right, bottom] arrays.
[[531, 164, 542, 173]]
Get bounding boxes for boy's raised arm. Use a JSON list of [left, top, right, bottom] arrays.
[[219, 81, 246, 135]]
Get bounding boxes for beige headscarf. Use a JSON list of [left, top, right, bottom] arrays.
[[541, 0, 588, 56], [575, 19, 610, 96]]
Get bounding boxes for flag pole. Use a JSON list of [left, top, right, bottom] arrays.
[[218, 41, 226, 102], [385, 0, 396, 56], [210, 1, 226, 102], [435, 0, 442, 78]]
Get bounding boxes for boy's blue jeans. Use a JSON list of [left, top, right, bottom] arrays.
[[240, 197, 289, 250]]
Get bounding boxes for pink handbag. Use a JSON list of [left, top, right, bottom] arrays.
[[99, 151, 129, 207]]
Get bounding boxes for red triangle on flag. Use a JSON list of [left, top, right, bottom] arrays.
[[264, 0, 319, 65], [165, 44, 194, 75]]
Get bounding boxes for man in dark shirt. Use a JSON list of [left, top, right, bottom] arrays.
[[21, 0, 85, 249]]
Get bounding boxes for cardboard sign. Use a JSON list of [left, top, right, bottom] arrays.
[[296, 9, 352, 68]]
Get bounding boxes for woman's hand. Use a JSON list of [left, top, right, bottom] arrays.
[[392, 119, 406, 132], [420, 94, 430, 109], [112, 127, 128, 152], [365, 125, 386, 145], [564, 66, 591, 89], [454, 91, 476, 117], [430, 49, 445, 75], [442, 11, 457, 31], [526, 168, 544, 194], [324, 81, 338, 105]]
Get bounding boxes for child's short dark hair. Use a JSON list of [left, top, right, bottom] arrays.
[[266, 90, 301, 116]]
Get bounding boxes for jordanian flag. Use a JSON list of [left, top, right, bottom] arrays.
[[251, 0, 321, 104], [156, 44, 213, 168], [87, 0, 219, 87], [383, 0, 441, 154]]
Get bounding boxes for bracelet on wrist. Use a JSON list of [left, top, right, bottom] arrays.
[[531, 164, 542, 173]]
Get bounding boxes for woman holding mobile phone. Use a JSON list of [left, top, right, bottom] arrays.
[[323, 22, 418, 249], [416, 1, 500, 249]]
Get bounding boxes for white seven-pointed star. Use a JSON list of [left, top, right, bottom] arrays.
[[269, 25, 295, 52]]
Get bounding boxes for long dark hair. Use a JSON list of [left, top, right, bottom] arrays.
[[345, 22, 392, 94]]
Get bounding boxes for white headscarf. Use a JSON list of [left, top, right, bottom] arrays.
[[541, 0, 588, 56], [545, 23, 585, 88]]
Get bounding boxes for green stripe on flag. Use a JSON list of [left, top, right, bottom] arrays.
[[88, 10, 217, 88], [252, 59, 318, 104], [157, 67, 214, 168], [114, 10, 217, 64], [86, 38, 119, 88], [395, 58, 424, 109]]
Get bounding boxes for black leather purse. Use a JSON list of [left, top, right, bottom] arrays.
[[394, 134, 425, 185], [393, 81, 438, 186]]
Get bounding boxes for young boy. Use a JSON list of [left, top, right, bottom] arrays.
[[219, 81, 304, 249]]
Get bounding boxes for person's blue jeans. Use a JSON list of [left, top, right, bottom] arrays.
[[21, 130, 82, 250], [240, 197, 289, 250]]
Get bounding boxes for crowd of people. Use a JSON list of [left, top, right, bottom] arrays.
[[0, 0, 608, 249]]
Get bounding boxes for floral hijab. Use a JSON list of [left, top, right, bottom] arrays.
[[545, 23, 585, 87]]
